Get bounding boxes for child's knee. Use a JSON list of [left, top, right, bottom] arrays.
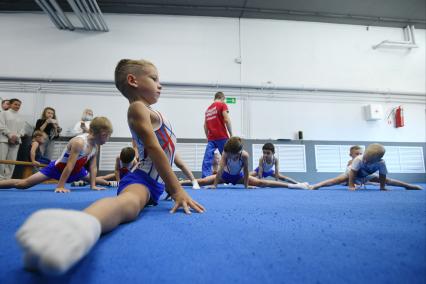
[[120, 195, 143, 220], [16, 180, 31, 189]]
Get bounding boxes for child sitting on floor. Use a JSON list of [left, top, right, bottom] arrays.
[[29, 130, 50, 166], [310, 143, 423, 190], [0, 117, 114, 192], [249, 142, 300, 184], [181, 137, 309, 189]]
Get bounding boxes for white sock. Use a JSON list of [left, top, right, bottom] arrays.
[[16, 209, 101, 275], [192, 180, 201, 189], [288, 182, 309, 189]]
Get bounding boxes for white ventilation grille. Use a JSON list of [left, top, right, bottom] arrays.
[[172, 143, 207, 172], [98, 142, 207, 172], [252, 144, 306, 172], [99, 141, 133, 171], [51, 141, 69, 160], [315, 145, 365, 172], [384, 146, 425, 173]]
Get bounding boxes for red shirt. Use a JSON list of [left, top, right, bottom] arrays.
[[205, 101, 229, 140]]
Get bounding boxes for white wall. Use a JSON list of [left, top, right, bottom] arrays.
[[0, 13, 424, 142]]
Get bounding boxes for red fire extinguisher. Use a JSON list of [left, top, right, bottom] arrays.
[[395, 106, 404, 128]]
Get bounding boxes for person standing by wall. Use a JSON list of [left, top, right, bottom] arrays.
[[201, 91, 233, 178], [71, 108, 93, 135], [34, 107, 62, 160], [1, 99, 10, 111], [0, 98, 26, 179]]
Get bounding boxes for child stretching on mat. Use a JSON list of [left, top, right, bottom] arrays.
[[15, 59, 205, 275], [181, 137, 309, 189], [86, 146, 138, 188], [347, 145, 363, 167], [310, 143, 423, 191], [0, 117, 113, 192], [29, 130, 50, 166], [249, 142, 300, 184]]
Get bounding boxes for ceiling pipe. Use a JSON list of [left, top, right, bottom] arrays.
[[47, 0, 74, 30], [372, 25, 418, 49], [74, 0, 94, 30], [72, 0, 92, 30], [89, 0, 109, 31], [66, 0, 89, 30], [35, 0, 63, 29], [38, 0, 67, 29], [79, 0, 99, 30], [87, 0, 104, 30]]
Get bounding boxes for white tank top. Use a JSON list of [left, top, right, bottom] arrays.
[[224, 153, 244, 175], [262, 156, 275, 172], [131, 108, 176, 184], [55, 133, 97, 173]]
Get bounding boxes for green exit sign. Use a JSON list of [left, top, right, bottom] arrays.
[[226, 97, 237, 104]]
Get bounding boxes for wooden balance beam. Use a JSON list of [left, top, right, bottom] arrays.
[[0, 160, 57, 183]]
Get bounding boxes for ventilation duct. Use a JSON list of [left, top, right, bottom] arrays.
[[373, 25, 417, 49], [34, 0, 109, 32]]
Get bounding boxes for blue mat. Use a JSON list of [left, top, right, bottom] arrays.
[[0, 184, 425, 284]]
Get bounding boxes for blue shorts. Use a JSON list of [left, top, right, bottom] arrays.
[[254, 167, 274, 178], [39, 161, 88, 182], [117, 169, 165, 205], [221, 171, 243, 185]]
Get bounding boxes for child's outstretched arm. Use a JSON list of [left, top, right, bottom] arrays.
[[379, 174, 387, 190], [211, 153, 227, 188], [348, 169, 357, 191], [242, 153, 249, 188], [56, 139, 84, 193], [257, 157, 264, 179], [174, 152, 200, 189], [88, 152, 105, 191], [273, 158, 280, 180], [129, 102, 204, 214], [29, 141, 41, 166], [114, 157, 121, 182]]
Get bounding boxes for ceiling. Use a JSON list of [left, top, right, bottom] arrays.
[[1, 0, 425, 29]]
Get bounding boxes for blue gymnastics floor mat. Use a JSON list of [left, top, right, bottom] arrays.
[[0, 183, 425, 284]]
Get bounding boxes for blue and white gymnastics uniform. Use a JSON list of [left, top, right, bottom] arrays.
[[254, 156, 276, 178], [221, 153, 244, 185], [346, 155, 388, 185], [40, 133, 96, 182], [117, 108, 176, 205]]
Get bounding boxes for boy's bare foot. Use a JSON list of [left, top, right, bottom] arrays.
[[406, 185, 423, 190]]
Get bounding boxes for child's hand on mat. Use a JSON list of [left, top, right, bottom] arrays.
[[246, 186, 258, 189], [348, 186, 356, 191], [170, 190, 205, 214], [91, 186, 106, 191], [206, 185, 217, 189], [55, 187, 71, 193]]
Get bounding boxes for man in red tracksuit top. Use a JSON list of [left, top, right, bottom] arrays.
[[202, 91, 233, 177]]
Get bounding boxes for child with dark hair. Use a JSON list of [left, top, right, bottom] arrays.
[[182, 137, 309, 189], [249, 142, 300, 184]]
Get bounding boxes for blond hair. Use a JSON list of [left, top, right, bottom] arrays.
[[114, 59, 156, 96], [89, 117, 113, 135], [364, 143, 385, 161]]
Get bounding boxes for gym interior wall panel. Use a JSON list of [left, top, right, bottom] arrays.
[[247, 99, 426, 142], [0, 13, 241, 84], [43, 92, 130, 137], [240, 18, 426, 93]]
